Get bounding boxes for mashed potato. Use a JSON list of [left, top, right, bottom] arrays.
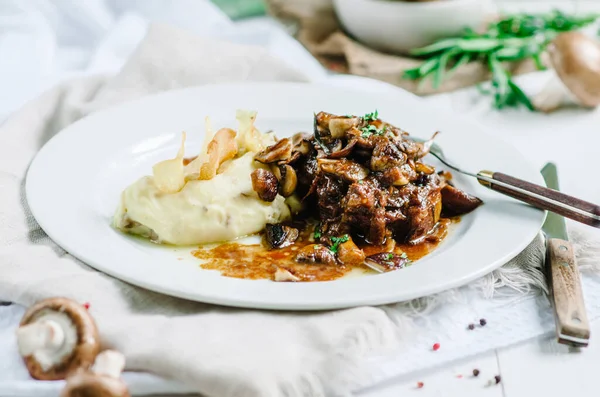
[[113, 111, 292, 245]]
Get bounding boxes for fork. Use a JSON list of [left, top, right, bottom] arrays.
[[421, 140, 600, 228]]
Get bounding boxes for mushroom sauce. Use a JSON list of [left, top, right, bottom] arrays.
[[191, 110, 481, 282], [192, 217, 457, 281]]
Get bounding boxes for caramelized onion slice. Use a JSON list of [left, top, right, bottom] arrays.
[[152, 131, 187, 193], [199, 128, 238, 180]]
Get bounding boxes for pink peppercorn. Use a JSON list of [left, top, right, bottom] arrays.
[[432, 343, 440, 351]]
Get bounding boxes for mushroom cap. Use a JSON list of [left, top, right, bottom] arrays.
[[19, 297, 100, 381], [61, 371, 130, 397], [548, 31, 600, 107]]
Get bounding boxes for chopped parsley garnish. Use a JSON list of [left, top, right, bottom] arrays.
[[329, 234, 350, 253], [400, 252, 408, 259], [358, 180, 364, 185], [386, 253, 394, 260], [363, 110, 379, 121], [313, 223, 322, 239], [361, 124, 386, 138], [361, 125, 379, 138]]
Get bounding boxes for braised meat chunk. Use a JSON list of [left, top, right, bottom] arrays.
[[258, 110, 482, 271]]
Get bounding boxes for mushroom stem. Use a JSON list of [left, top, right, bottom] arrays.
[[532, 74, 578, 113], [17, 320, 65, 356], [92, 350, 125, 379]]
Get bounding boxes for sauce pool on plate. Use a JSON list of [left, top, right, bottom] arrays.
[[192, 218, 456, 281]]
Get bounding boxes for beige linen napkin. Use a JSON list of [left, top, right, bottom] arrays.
[[0, 22, 592, 397], [265, 0, 545, 95]]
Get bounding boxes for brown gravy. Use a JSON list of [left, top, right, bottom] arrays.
[[192, 218, 456, 282]]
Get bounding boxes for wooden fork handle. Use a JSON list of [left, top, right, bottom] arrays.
[[546, 238, 590, 346], [477, 171, 600, 228]]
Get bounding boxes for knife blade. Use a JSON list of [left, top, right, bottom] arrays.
[[541, 162, 590, 347]]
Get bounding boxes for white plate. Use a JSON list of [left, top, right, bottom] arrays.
[[26, 83, 545, 310]]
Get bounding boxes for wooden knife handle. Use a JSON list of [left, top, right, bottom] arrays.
[[478, 171, 600, 228], [546, 238, 590, 346]]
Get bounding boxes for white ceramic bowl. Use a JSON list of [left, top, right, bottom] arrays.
[[333, 0, 494, 54]]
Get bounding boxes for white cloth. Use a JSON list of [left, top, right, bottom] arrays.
[[0, 0, 327, 121], [2, 2, 600, 397]]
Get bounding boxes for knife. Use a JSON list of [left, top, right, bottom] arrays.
[[541, 163, 590, 347]]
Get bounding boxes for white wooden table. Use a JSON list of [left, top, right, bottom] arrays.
[[349, 2, 600, 394]]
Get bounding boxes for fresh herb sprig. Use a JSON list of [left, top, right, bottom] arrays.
[[363, 110, 379, 121], [402, 10, 598, 110]]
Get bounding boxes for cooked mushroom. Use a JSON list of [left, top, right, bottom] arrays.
[[265, 223, 299, 249], [327, 136, 358, 159], [329, 117, 360, 139], [251, 169, 279, 202], [295, 244, 338, 266], [441, 185, 483, 216], [61, 350, 129, 397], [314, 111, 334, 131], [271, 164, 297, 197], [273, 267, 300, 282], [318, 159, 369, 182], [366, 252, 409, 271], [16, 297, 100, 380], [254, 138, 293, 164], [533, 31, 600, 112], [336, 237, 366, 266], [291, 132, 312, 153]]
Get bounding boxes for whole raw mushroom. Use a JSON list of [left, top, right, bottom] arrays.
[[16, 297, 100, 380], [533, 31, 600, 112], [61, 350, 129, 397]]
